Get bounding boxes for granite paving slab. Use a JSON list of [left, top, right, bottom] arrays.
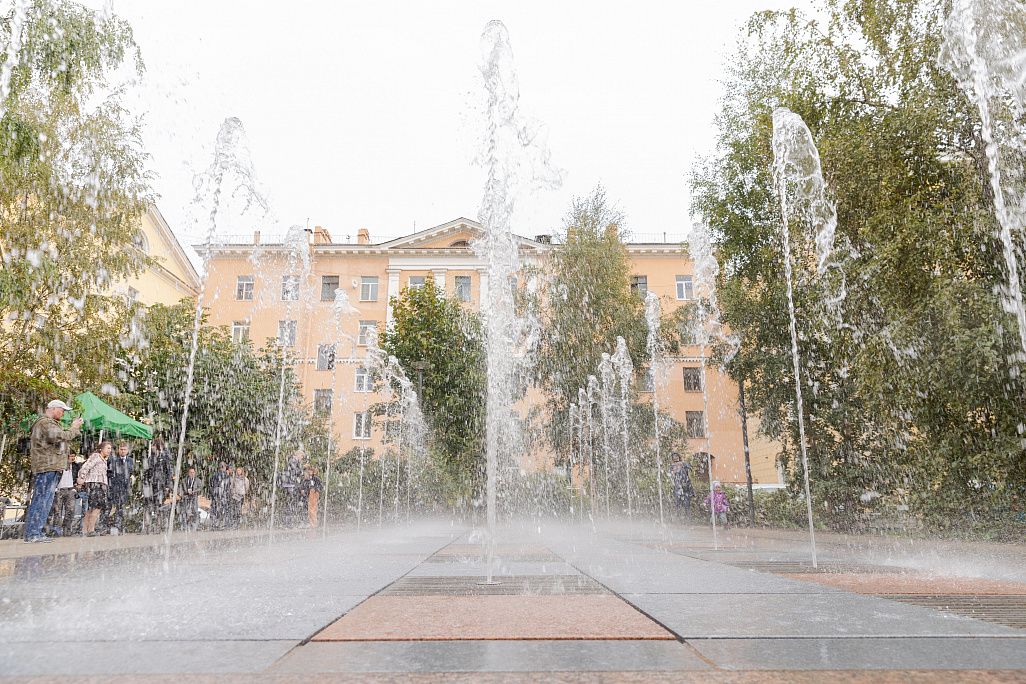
[[0, 640, 297, 676], [271, 639, 709, 673], [623, 592, 1022, 638], [406, 560, 581, 577], [782, 572, 1026, 595], [688, 636, 1026, 670], [313, 595, 675, 641], [380, 574, 605, 596]]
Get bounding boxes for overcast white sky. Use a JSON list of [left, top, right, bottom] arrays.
[[103, 0, 810, 248]]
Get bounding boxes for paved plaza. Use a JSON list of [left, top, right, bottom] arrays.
[[2, 520, 1026, 681]]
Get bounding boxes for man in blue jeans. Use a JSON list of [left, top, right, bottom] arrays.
[[25, 400, 83, 543]]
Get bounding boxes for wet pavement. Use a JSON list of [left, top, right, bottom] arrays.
[[1, 519, 1025, 681]]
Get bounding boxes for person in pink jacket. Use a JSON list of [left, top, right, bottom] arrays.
[[704, 480, 730, 527], [77, 441, 112, 537]]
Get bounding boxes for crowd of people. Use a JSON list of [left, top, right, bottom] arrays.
[[19, 399, 323, 543]]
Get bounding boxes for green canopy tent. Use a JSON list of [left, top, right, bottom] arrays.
[[20, 391, 153, 440]]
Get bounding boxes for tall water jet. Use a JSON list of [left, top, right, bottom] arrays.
[[585, 375, 598, 505], [942, 0, 1026, 357], [611, 336, 634, 517], [322, 288, 358, 535], [266, 224, 311, 538], [771, 107, 838, 567], [687, 222, 728, 546], [644, 292, 666, 525], [474, 20, 562, 578], [167, 117, 269, 545], [598, 353, 615, 516]]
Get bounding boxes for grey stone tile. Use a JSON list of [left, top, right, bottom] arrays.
[[0, 640, 297, 675], [689, 636, 1026, 670], [553, 541, 838, 594], [623, 592, 1022, 638], [271, 639, 710, 673]]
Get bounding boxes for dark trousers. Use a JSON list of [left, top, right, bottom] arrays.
[[181, 495, 200, 530], [50, 488, 78, 536], [105, 483, 129, 530], [229, 499, 243, 528]]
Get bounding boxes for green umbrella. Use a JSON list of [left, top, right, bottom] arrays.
[[20, 391, 153, 439]]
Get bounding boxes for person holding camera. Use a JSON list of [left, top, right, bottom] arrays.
[[24, 400, 83, 543]]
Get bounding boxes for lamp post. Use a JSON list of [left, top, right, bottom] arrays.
[[410, 360, 432, 402]]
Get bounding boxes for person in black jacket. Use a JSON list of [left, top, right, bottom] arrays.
[[142, 438, 172, 534]]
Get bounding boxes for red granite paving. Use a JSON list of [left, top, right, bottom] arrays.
[[312, 595, 674, 641], [430, 543, 554, 558], [782, 572, 1026, 595]]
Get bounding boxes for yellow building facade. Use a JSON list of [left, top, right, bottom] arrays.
[[120, 205, 201, 306], [199, 218, 782, 486]]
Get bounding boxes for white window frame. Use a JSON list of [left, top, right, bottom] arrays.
[[354, 366, 372, 393], [676, 275, 694, 301], [408, 275, 426, 290], [454, 275, 472, 303], [357, 320, 378, 347], [277, 320, 297, 347], [353, 411, 372, 439], [231, 320, 250, 344], [236, 275, 254, 301], [281, 274, 300, 301], [360, 276, 379, 302]]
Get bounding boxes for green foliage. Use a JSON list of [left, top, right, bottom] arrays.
[[537, 186, 647, 459], [381, 278, 486, 498], [111, 300, 321, 495], [0, 0, 150, 437], [691, 0, 1026, 529]]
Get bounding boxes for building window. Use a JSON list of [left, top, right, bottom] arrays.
[[321, 275, 339, 302], [639, 367, 655, 393], [355, 366, 372, 392], [236, 275, 254, 301], [125, 286, 139, 303], [231, 321, 250, 344], [454, 275, 472, 303], [277, 320, 297, 347], [360, 276, 379, 302], [676, 275, 694, 300], [686, 411, 706, 438], [357, 320, 378, 346], [314, 389, 333, 415], [281, 274, 300, 301], [683, 367, 703, 392], [630, 275, 648, 297], [317, 343, 336, 371], [408, 276, 425, 290], [353, 411, 372, 439]]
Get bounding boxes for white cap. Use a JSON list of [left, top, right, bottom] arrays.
[[47, 400, 73, 411]]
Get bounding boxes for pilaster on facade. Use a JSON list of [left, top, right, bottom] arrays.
[[478, 268, 490, 305], [385, 268, 402, 327]]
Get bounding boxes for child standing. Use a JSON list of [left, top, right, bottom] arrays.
[[704, 480, 730, 527], [300, 466, 323, 528]]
